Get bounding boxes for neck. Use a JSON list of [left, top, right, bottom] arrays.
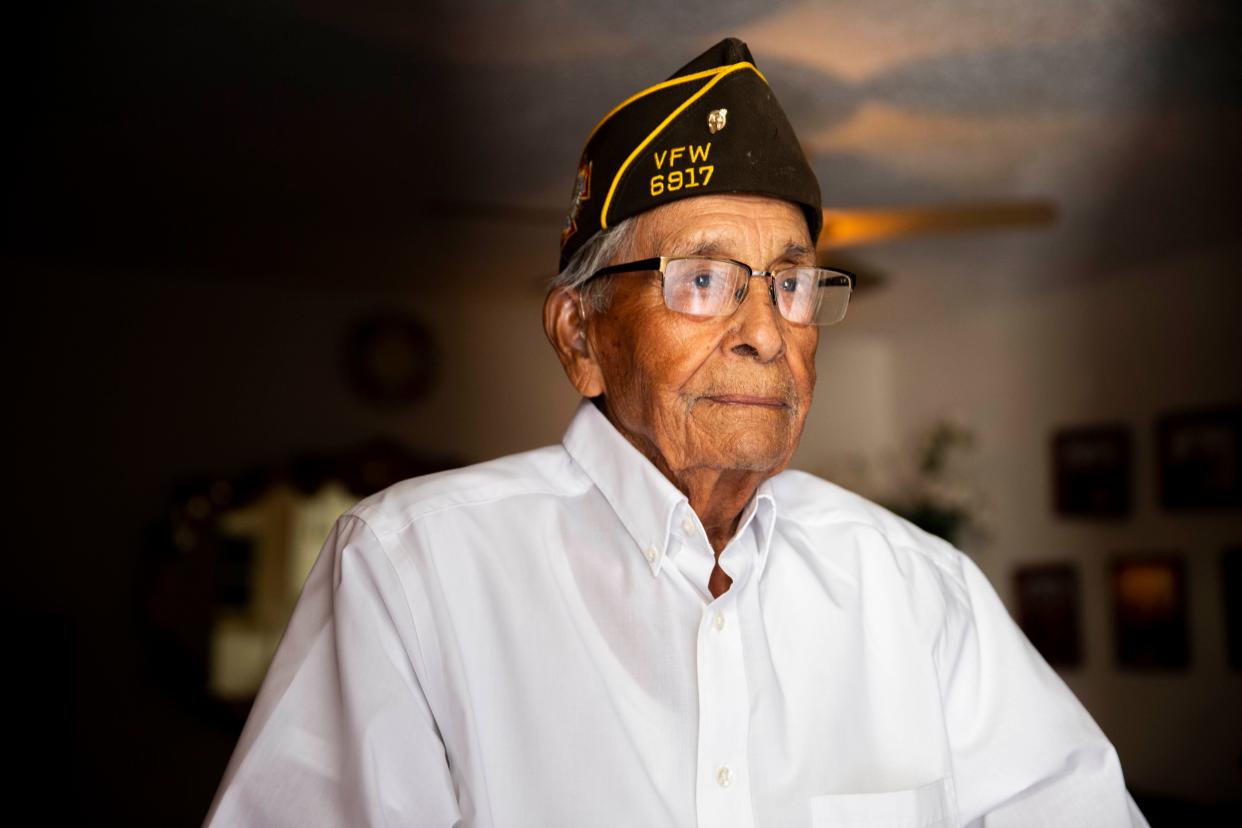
[[596, 400, 768, 555], [675, 467, 766, 554]]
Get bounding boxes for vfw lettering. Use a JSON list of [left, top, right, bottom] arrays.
[[650, 143, 714, 196]]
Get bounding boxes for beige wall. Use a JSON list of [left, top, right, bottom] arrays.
[[828, 248, 1242, 802]]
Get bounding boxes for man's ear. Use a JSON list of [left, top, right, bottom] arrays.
[[543, 287, 605, 398]]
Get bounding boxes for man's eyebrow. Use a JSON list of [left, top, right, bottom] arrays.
[[667, 238, 729, 258], [666, 237, 817, 264], [780, 242, 816, 264]]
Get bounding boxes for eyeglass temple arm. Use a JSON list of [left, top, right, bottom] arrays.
[[817, 270, 857, 290], [582, 257, 665, 285]]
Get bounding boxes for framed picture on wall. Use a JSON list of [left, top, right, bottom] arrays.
[[1014, 563, 1082, 668], [1110, 554, 1189, 671], [1157, 405, 1242, 510], [1224, 547, 1242, 671], [1052, 425, 1132, 518]]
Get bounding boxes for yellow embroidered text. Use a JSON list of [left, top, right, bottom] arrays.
[[650, 143, 714, 196]]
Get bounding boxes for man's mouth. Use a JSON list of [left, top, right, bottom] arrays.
[[703, 394, 790, 409]]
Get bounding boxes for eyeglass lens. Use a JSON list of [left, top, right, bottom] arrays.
[[661, 258, 851, 325]]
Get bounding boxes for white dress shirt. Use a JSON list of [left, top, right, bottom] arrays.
[[206, 401, 1148, 827]]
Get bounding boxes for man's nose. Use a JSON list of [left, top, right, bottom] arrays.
[[728, 275, 785, 361]]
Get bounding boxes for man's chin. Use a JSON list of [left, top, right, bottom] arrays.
[[700, 429, 797, 475]]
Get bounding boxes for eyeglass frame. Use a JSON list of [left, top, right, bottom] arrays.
[[578, 256, 856, 326]]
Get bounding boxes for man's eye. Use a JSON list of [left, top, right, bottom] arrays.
[[780, 277, 800, 293], [692, 273, 714, 289]]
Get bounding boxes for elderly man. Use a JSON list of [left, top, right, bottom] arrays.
[[206, 39, 1147, 827]]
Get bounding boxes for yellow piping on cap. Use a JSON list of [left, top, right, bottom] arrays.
[[582, 60, 767, 150], [600, 61, 762, 229]]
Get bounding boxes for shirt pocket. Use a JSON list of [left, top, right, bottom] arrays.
[[808, 777, 950, 828]]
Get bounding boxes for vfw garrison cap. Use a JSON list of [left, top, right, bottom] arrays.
[[559, 37, 822, 271]]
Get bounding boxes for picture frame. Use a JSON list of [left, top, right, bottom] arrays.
[[1157, 405, 1242, 510], [1052, 425, 1132, 518], [1014, 563, 1082, 668], [1224, 546, 1242, 670], [1110, 553, 1189, 671]]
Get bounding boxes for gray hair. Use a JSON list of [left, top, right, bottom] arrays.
[[548, 217, 637, 314]]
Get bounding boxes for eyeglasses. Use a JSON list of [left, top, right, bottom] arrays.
[[581, 256, 855, 326]]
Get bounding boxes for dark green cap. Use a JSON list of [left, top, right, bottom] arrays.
[[559, 37, 822, 271]]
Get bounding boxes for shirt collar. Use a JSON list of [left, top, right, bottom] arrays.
[[562, 399, 779, 577]]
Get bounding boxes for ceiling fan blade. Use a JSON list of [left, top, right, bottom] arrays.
[[430, 198, 1057, 258], [815, 251, 888, 294], [819, 200, 1057, 250]]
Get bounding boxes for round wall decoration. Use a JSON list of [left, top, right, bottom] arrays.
[[343, 311, 438, 406]]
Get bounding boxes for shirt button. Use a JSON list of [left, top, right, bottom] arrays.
[[716, 766, 734, 788], [644, 545, 658, 563], [712, 612, 725, 632], [681, 517, 696, 534]]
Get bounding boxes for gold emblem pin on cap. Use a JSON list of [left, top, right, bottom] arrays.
[[707, 109, 728, 134]]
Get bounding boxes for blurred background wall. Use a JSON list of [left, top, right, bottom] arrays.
[[6, 1, 1240, 824]]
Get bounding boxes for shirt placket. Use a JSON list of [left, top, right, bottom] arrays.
[[694, 532, 756, 828]]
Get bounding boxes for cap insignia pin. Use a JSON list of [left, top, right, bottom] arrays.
[[707, 108, 728, 134]]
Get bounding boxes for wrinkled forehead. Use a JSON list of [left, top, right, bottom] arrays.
[[630, 194, 816, 264]]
